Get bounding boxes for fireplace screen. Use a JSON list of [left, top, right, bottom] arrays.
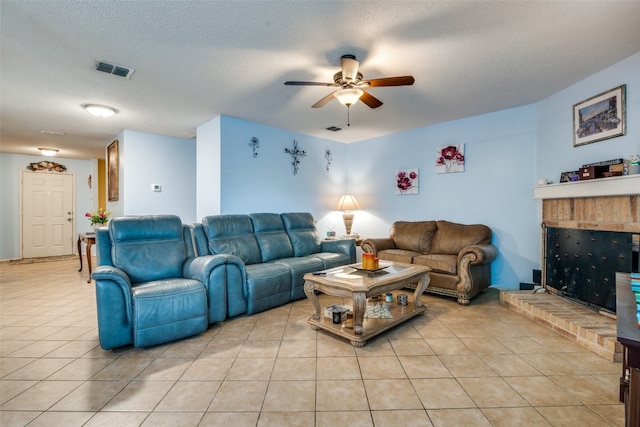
[[545, 227, 632, 313]]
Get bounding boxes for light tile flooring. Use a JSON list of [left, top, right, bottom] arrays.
[[0, 258, 625, 426]]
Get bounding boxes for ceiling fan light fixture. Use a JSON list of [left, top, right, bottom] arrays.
[[334, 88, 363, 107], [38, 147, 59, 156], [82, 104, 118, 118]]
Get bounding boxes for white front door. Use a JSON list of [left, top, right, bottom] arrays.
[[21, 171, 74, 258]]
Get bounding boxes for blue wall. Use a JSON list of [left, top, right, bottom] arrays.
[[2, 51, 637, 284], [345, 105, 539, 289], [0, 154, 96, 259], [537, 52, 640, 180], [114, 130, 197, 223], [213, 116, 349, 233]]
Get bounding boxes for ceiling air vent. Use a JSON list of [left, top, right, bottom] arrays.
[[325, 126, 342, 132], [95, 61, 135, 79]]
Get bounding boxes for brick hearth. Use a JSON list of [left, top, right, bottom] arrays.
[[500, 290, 621, 362]]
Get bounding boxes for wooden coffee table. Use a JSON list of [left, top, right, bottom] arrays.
[[303, 261, 430, 347]]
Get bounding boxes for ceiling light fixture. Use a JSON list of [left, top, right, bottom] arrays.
[[38, 148, 59, 156], [82, 104, 118, 118], [334, 88, 363, 127], [334, 88, 363, 107]]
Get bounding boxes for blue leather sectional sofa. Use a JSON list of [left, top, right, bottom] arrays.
[[93, 212, 355, 350]]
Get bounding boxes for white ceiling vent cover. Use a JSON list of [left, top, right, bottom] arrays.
[[95, 61, 135, 79]]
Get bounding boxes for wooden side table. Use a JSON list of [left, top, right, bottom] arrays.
[[616, 273, 640, 427], [77, 233, 96, 283]]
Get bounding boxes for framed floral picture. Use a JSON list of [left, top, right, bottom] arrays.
[[436, 144, 465, 173], [396, 169, 418, 194], [573, 84, 626, 147]]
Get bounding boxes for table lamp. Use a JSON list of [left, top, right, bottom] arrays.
[[335, 194, 360, 236]]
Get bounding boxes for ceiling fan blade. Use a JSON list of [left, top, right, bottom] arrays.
[[340, 55, 360, 82], [359, 91, 383, 109], [364, 76, 415, 87], [311, 91, 337, 108], [285, 81, 337, 86]]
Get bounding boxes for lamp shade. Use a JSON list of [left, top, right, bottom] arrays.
[[336, 194, 360, 211], [334, 88, 363, 106]]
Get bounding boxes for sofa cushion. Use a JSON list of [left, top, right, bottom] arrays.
[[430, 221, 491, 255], [250, 213, 294, 262], [110, 215, 186, 283], [131, 278, 207, 348], [202, 215, 262, 265], [377, 249, 421, 264], [413, 254, 457, 274], [281, 212, 322, 256], [390, 221, 437, 254]]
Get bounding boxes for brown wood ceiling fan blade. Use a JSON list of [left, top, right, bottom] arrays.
[[284, 81, 337, 86], [365, 76, 415, 87], [312, 91, 337, 108], [360, 91, 383, 108]]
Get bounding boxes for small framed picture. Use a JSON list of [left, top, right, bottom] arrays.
[[436, 144, 465, 174], [573, 85, 626, 147], [396, 169, 418, 194]]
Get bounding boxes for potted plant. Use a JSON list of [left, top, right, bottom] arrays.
[[85, 208, 111, 230]]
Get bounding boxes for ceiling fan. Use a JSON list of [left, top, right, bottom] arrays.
[[285, 54, 415, 119]]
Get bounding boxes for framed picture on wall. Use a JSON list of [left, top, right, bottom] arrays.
[[395, 169, 419, 194], [573, 84, 626, 147], [107, 140, 119, 201]]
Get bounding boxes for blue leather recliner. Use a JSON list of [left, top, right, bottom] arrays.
[[92, 215, 226, 350]]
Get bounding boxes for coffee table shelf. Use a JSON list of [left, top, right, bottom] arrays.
[[303, 262, 430, 347]]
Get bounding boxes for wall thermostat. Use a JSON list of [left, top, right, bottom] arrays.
[[152, 184, 161, 192]]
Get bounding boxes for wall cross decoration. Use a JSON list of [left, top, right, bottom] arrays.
[[284, 140, 306, 175], [249, 137, 260, 158], [325, 149, 332, 172]]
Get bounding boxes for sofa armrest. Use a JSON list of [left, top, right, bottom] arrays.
[[361, 238, 396, 256], [320, 239, 356, 259], [456, 244, 498, 297], [457, 244, 498, 266], [92, 265, 133, 324], [183, 254, 227, 284]]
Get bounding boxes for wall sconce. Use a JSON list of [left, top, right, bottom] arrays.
[[336, 194, 360, 236], [82, 104, 118, 118], [38, 148, 59, 156]]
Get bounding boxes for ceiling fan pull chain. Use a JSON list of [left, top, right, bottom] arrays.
[[347, 105, 351, 126]]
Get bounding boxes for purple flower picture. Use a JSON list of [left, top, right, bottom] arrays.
[[396, 168, 419, 194], [436, 144, 465, 174]]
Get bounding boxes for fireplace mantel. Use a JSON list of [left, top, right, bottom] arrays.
[[533, 174, 640, 200]]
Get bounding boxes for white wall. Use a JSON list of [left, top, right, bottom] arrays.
[[116, 130, 197, 223], [196, 116, 222, 219], [0, 153, 95, 260]]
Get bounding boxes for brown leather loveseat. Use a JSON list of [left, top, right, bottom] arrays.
[[361, 220, 498, 305]]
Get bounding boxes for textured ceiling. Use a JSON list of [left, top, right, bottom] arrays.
[[2, 1, 640, 159]]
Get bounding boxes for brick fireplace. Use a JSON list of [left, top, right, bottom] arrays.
[[538, 179, 640, 308], [501, 175, 640, 361]]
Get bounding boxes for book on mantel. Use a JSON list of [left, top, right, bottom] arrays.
[[631, 272, 640, 328]]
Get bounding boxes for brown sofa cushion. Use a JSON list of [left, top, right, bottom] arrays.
[[430, 221, 491, 255], [378, 249, 421, 264], [413, 254, 457, 274], [390, 221, 437, 254]]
